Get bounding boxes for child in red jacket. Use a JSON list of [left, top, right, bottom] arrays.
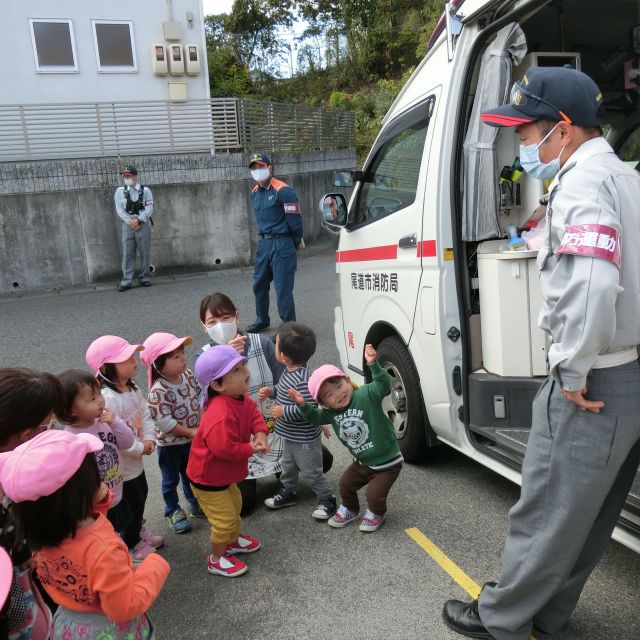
[[187, 345, 270, 577]]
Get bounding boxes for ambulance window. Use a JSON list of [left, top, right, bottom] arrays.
[[352, 116, 430, 226], [618, 126, 640, 170]]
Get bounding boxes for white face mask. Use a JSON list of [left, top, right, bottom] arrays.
[[124, 178, 134, 186], [206, 320, 238, 345], [251, 168, 270, 182]]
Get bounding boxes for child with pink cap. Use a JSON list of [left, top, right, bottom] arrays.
[[187, 345, 270, 577], [141, 332, 204, 535], [288, 344, 403, 532], [85, 335, 160, 563], [0, 429, 170, 639]]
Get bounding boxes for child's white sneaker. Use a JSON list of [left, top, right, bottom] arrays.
[[328, 504, 359, 528], [359, 509, 385, 532]]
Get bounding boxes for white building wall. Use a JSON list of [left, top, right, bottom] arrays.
[[1, 0, 209, 105]]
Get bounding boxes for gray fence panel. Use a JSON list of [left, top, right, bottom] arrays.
[[0, 98, 354, 161]]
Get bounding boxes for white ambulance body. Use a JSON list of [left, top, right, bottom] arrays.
[[323, 0, 640, 552]]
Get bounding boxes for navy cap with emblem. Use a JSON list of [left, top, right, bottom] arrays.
[[482, 66, 604, 128], [249, 152, 271, 167], [121, 165, 138, 175]]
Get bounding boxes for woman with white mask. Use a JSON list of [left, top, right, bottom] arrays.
[[194, 292, 333, 513]]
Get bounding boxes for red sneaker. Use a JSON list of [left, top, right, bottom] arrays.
[[226, 534, 261, 555], [207, 554, 247, 577]]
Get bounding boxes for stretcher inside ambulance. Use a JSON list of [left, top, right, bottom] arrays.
[[321, 0, 640, 553]]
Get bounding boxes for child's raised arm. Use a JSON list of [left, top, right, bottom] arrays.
[[364, 343, 391, 401]]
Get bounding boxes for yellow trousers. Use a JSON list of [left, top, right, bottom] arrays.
[[190, 484, 242, 544]]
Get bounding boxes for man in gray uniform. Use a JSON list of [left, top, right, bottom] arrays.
[[114, 165, 154, 291], [443, 67, 640, 640]]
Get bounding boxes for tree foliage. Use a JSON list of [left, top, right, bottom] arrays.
[[205, 0, 445, 157]]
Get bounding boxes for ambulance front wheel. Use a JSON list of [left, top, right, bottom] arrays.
[[377, 336, 430, 463]]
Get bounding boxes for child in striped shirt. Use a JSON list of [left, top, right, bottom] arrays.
[[258, 323, 336, 519]]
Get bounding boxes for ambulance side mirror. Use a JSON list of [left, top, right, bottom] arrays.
[[333, 170, 361, 187], [319, 193, 348, 231]]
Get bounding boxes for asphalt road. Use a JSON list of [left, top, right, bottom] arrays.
[[1, 241, 638, 640]]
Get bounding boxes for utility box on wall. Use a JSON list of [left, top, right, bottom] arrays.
[[168, 44, 184, 75], [168, 82, 187, 101], [151, 44, 167, 75], [184, 44, 200, 75]]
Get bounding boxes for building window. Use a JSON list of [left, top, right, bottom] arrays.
[[29, 19, 78, 73], [92, 20, 137, 72]]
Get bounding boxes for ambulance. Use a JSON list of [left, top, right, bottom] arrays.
[[320, 0, 640, 552]]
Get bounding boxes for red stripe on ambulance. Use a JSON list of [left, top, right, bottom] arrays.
[[336, 245, 398, 262], [417, 240, 437, 257]]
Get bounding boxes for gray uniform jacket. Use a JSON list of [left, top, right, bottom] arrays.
[[537, 137, 640, 391], [114, 184, 154, 223]]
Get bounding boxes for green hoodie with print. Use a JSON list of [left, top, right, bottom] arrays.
[[298, 361, 403, 469]]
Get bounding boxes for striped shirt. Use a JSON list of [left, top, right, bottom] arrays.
[[273, 367, 321, 442]]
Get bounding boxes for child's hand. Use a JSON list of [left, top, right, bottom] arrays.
[[100, 408, 115, 425], [271, 404, 284, 419], [258, 387, 272, 402], [364, 344, 377, 364], [142, 440, 156, 455], [188, 428, 197, 440], [288, 388, 305, 405], [251, 432, 270, 453], [321, 425, 332, 439]]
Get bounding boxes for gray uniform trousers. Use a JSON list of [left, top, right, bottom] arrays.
[[121, 221, 151, 285], [478, 360, 640, 640], [280, 435, 333, 500]]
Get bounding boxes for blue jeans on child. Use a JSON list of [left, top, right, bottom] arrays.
[[157, 443, 198, 516]]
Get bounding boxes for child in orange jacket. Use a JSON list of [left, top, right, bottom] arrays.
[[187, 345, 270, 578], [0, 430, 169, 639]]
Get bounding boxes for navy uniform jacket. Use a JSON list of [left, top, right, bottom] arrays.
[[251, 177, 303, 245]]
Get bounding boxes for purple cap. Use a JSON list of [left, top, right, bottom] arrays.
[[195, 345, 246, 404]]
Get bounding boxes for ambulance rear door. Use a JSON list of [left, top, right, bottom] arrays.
[[336, 93, 439, 373]]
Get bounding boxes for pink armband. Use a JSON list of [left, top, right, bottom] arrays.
[[557, 224, 621, 268]]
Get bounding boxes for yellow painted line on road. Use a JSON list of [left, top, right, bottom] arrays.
[[405, 527, 481, 598], [406, 527, 537, 640]]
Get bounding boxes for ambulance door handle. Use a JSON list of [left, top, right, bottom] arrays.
[[398, 233, 417, 248]]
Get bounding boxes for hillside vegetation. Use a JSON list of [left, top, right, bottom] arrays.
[[206, 0, 444, 161]]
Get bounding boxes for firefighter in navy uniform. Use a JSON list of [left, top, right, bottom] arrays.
[[114, 165, 154, 292], [443, 67, 640, 640], [246, 153, 304, 332]]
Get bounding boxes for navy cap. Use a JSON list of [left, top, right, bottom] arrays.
[[121, 165, 138, 175], [482, 67, 604, 128], [249, 152, 271, 167]]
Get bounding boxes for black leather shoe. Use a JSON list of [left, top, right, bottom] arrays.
[[139, 281, 152, 287], [117, 283, 131, 292], [442, 598, 495, 639], [245, 323, 270, 333]]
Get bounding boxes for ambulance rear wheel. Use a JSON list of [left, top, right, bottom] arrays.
[[377, 336, 429, 463]]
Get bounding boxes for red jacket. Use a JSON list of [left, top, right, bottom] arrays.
[[187, 393, 269, 486]]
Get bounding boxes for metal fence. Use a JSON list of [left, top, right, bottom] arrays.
[[0, 98, 355, 162]]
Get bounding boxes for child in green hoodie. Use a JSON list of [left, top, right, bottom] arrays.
[[288, 344, 403, 532]]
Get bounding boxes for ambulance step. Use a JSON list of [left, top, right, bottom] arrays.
[[469, 425, 529, 460]]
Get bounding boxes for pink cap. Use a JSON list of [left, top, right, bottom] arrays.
[[308, 364, 347, 401], [0, 547, 11, 610], [140, 332, 193, 387], [0, 430, 103, 503], [85, 335, 144, 375]]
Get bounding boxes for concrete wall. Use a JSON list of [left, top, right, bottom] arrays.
[[1, 0, 208, 105], [0, 149, 355, 294]]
